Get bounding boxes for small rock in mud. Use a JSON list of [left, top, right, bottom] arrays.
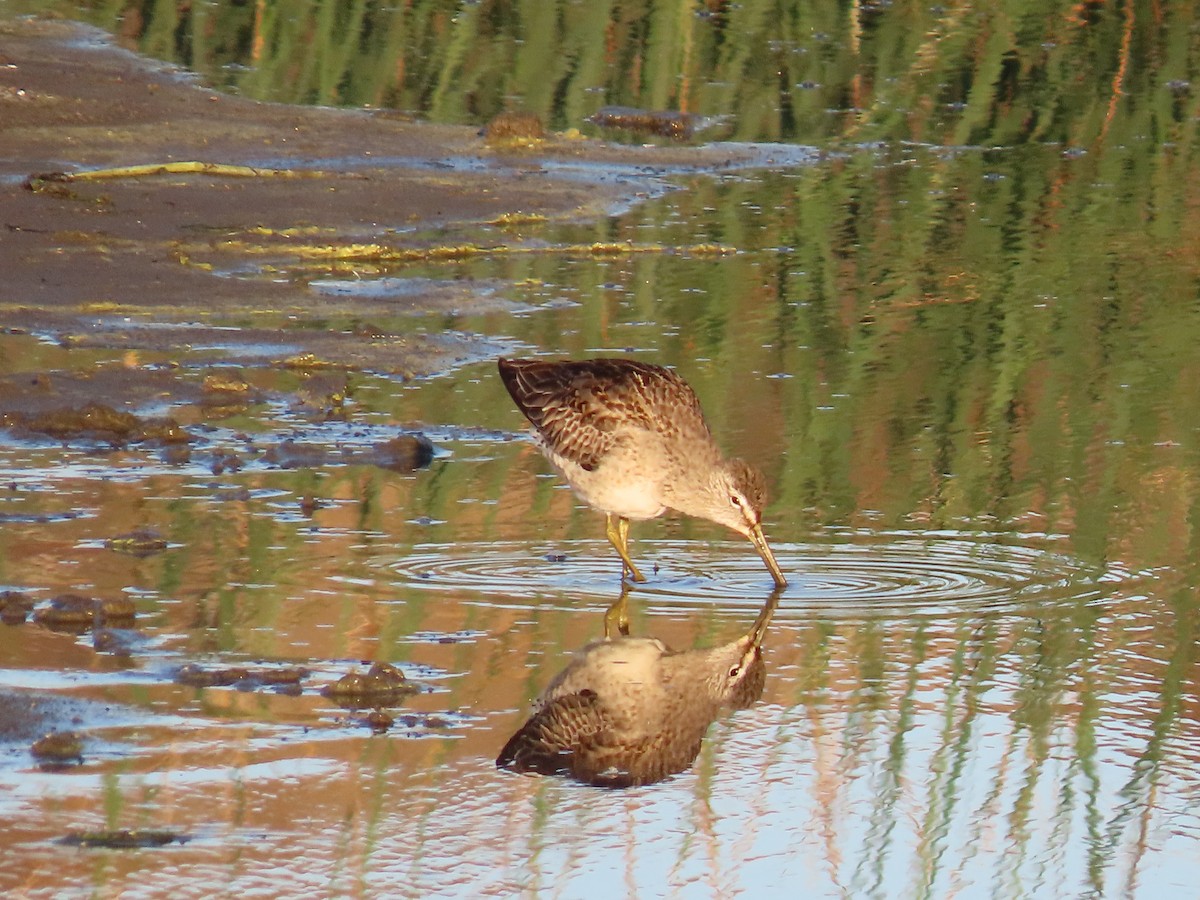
[[298, 495, 323, 516], [364, 709, 395, 733], [34, 594, 95, 629], [295, 372, 348, 414], [263, 439, 329, 469], [174, 662, 309, 691], [99, 596, 136, 617], [200, 372, 258, 416], [483, 110, 545, 146], [31, 730, 83, 768], [2, 402, 189, 447], [281, 353, 346, 371], [34, 593, 135, 632], [104, 527, 168, 557], [60, 829, 190, 849], [158, 444, 192, 466], [138, 419, 190, 445], [201, 372, 254, 400], [396, 712, 454, 731], [322, 661, 416, 708], [208, 450, 244, 474], [370, 434, 435, 472], [0, 590, 35, 625], [92, 627, 143, 657], [174, 663, 251, 688]]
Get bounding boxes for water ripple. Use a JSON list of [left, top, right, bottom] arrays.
[[388, 532, 1138, 620]]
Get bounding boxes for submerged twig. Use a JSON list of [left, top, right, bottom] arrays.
[[25, 161, 329, 192]]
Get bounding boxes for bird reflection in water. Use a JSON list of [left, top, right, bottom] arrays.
[[497, 589, 780, 788]]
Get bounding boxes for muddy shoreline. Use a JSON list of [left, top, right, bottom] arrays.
[[1, 18, 803, 384], [0, 15, 817, 445]]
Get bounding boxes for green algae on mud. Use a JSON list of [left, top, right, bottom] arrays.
[[104, 529, 169, 557]]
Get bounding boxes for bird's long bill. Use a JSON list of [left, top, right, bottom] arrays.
[[748, 523, 787, 588], [747, 586, 783, 648]]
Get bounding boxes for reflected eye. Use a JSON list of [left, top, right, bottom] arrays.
[[728, 665, 741, 678]]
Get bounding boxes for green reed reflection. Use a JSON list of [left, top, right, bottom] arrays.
[[367, 135, 1200, 579], [7, 0, 1196, 147], [0, 3, 1197, 897]]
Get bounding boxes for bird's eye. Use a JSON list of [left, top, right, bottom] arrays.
[[729, 494, 742, 508]]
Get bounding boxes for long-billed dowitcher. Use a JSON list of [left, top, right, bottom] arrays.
[[498, 357, 787, 587], [496, 590, 779, 787]]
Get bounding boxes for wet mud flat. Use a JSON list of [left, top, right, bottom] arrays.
[[1, 17, 805, 379], [0, 14, 813, 478]]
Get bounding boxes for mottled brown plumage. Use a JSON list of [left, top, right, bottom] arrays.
[[497, 591, 778, 787], [498, 357, 786, 588]]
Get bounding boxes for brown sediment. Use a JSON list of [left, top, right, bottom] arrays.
[[60, 830, 191, 849], [0, 18, 772, 438], [0, 18, 757, 386], [32, 593, 137, 632], [322, 661, 416, 708], [174, 663, 310, 690], [1, 402, 189, 446]]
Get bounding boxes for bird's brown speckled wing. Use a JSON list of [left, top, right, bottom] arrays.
[[571, 727, 705, 788], [497, 357, 710, 471], [494, 687, 706, 787], [496, 689, 610, 777]]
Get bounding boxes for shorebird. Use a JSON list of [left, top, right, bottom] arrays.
[[498, 357, 787, 587], [496, 590, 779, 787]]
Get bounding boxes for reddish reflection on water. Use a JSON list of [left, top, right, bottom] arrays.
[[4, 10, 1200, 893], [1, 421, 1194, 897]]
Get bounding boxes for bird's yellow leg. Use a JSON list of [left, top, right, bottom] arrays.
[[603, 588, 632, 638], [605, 514, 646, 582]]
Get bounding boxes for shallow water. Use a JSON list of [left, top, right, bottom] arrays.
[[1, 285, 1195, 898], [4, 3, 1200, 898]]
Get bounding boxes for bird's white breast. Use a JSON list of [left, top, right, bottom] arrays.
[[543, 441, 667, 520]]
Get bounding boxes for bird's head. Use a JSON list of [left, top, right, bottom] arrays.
[[699, 458, 787, 587], [705, 636, 767, 709], [704, 458, 768, 536]]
